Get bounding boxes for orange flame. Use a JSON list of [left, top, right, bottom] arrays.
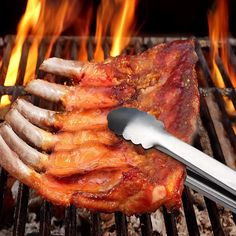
[[208, 0, 236, 133], [1, 0, 138, 106], [208, 0, 236, 88], [94, 0, 115, 61], [0, 56, 2, 69], [1, 0, 77, 106], [24, 0, 77, 84], [94, 0, 137, 61], [75, 4, 93, 61], [110, 0, 137, 57], [1, 0, 41, 105]]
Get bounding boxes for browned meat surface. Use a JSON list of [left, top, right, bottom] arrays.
[[0, 39, 199, 215]]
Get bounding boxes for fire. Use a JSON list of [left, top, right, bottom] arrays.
[[94, 0, 137, 61], [208, 0, 236, 87], [110, 0, 137, 57], [1, 0, 137, 106], [1, 0, 41, 105], [24, 0, 77, 83], [1, 0, 77, 106], [0, 56, 2, 69], [94, 0, 115, 61], [76, 4, 93, 61], [208, 0, 236, 133]]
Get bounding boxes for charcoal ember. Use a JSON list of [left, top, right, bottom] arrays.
[[127, 215, 141, 236], [218, 208, 236, 235], [151, 209, 166, 235], [175, 207, 188, 235], [193, 205, 212, 235], [50, 216, 65, 235], [101, 213, 116, 235], [192, 191, 212, 235], [25, 213, 39, 235], [192, 191, 206, 211]]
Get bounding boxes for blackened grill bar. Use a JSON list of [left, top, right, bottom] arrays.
[[0, 36, 235, 236]]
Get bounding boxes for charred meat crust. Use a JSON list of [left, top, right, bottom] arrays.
[[0, 39, 199, 215]]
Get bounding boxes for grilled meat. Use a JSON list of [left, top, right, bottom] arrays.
[[0, 39, 199, 215]]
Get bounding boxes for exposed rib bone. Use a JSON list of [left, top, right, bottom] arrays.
[[40, 58, 117, 87], [0, 123, 48, 170], [40, 57, 84, 78], [14, 98, 58, 128], [25, 80, 127, 110], [25, 79, 69, 102], [5, 108, 57, 150], [0, 134, 31, 182]]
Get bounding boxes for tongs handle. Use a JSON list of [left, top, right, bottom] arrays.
[[186, 169, 236, 213], [153, 128, 236, 196]]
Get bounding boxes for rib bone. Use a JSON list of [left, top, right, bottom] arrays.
[[5, 108, 57, 150], [0, 134, 31, 181], [25, 79, 132, 110], [14, 98, 58, 129], [40, 57, 117, 86], [40, 57, 84, 79], [25, 79, 68, 103], [0, 123, 48, 170]]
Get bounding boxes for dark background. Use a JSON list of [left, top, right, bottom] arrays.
[[0, 0, 234, 37]]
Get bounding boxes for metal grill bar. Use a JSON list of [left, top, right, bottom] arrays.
[[182, 187, 199, 236], [0, 169, 7, 228], [213, 90, 236, 152], [13, 184, 29, 236], [115, 212, 128, 236], [139, 214, 153, 236], [0, 36, 235, 236], [65, 205, 77, 236], [216, 56, 236, 91], [200, 93, 227, 164], [162, 207, 178, 236], [40, 201, 51, 235], [91, 213, 101, 236]]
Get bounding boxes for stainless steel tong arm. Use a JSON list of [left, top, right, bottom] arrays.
[[108, 107, 236, 211], [153, 129, 236, 195], [123, 118, 236, 196]]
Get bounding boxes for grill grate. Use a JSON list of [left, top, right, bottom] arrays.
[[0, 36, 235, 235]]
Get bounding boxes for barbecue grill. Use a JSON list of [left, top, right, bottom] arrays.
[[0, 36, 235, 235]]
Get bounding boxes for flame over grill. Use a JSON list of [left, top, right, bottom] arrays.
[[0, 0, 137, 106]]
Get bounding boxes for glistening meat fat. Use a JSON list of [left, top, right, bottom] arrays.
[[0, 39, 199, 215]]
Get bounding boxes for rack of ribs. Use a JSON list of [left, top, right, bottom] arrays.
[[0, 39, 199, 215]]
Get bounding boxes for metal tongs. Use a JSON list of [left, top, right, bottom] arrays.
[[107, 107, 236, 213]]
